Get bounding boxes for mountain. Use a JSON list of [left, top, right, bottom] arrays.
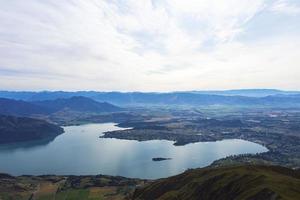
[[0, 115, 64, 144], [89, 92, 300, 107], [1, 89, 299, 101], [32, 96, 123, 113], [1, 90, 300, 107], [133, 165, 300, 200], [0, 96, 122, 117], [90, 92, 300, 107], [0, 91, 101, 101], [0, 98, 50, 116], [189, 89, 300, 97]]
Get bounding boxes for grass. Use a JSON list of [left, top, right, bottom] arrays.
[[0, 173, 142, 200], [50, 188, 122, 200], [0, 178, 132, 200], [133, 165, 300, 200], [56, 189, 90, 200]]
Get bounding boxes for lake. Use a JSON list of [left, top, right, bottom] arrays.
[[0, 123, 268, 179]]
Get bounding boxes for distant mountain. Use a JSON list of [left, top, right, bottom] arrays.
[[0, 91, 99, 101], [1, 89, 299, 100], [0, 98, 50, 116], [133, 165, 300, 200], [92, 92, 300, 107], [0, 96, 122, 117], [0, 115, 64, 144], [32, 96, 123, 113], [90, 92, 300, 107], [189, 89, 300, 97], [0, 90, 300, 107]]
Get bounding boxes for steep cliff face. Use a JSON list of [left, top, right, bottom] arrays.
[[133, 165, 300, 200], [0, 115, 64, 144]]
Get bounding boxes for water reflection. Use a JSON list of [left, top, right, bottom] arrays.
[[0, 123, 268, 179]]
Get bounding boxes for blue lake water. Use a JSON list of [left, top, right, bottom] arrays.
[[0, 123, 268, 179]]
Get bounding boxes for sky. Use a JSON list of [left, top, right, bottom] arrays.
[[0, 0, 299, 92]]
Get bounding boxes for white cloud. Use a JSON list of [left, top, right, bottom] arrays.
[[0, 0, 299, 91], [270, 0, 300, 15]]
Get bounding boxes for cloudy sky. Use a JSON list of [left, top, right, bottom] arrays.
[[0, 0, 299, 91]]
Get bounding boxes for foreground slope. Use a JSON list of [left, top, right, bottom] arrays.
[[0, 165, 299, 199], [133, 165, 300, 200], [0, 173, 144, 200], [0, 115, 64, 144]]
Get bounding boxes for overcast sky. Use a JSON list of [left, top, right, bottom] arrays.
[[0, 0, 299, 91]]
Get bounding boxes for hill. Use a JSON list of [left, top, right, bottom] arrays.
[[0, 115, 64, 144], [0, 96, 122, 117], [32, 96, 123, 113], [133, 165, 300, 200], [0, 173, 143, 200], [0, 165, 298, 200], [0, 98, 50, 116]]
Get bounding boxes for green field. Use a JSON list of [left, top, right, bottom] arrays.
[[0, 174, 142, 200]]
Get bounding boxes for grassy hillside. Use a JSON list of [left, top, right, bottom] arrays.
[[0, 173, 145, 200], [133, 165, 300, 200], [0, 165, 299, 199]]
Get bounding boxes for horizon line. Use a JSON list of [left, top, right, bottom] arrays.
[[0, 88, 299, 93]]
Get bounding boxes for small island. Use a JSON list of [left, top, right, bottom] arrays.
[[152, 157, 172, 161]]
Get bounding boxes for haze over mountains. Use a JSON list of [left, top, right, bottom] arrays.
[[0, 89, 300, 107], [0, 96, 122, 116]]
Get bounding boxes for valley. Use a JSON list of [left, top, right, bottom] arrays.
[[0, 123, 267, 179], [101, 107, 300, 169], [0, 91, 300, 199], [2, 0, 300, 198]]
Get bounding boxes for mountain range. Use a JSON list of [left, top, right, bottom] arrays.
[[0, 90, 300, 107], [0, 96, 122, 116]]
